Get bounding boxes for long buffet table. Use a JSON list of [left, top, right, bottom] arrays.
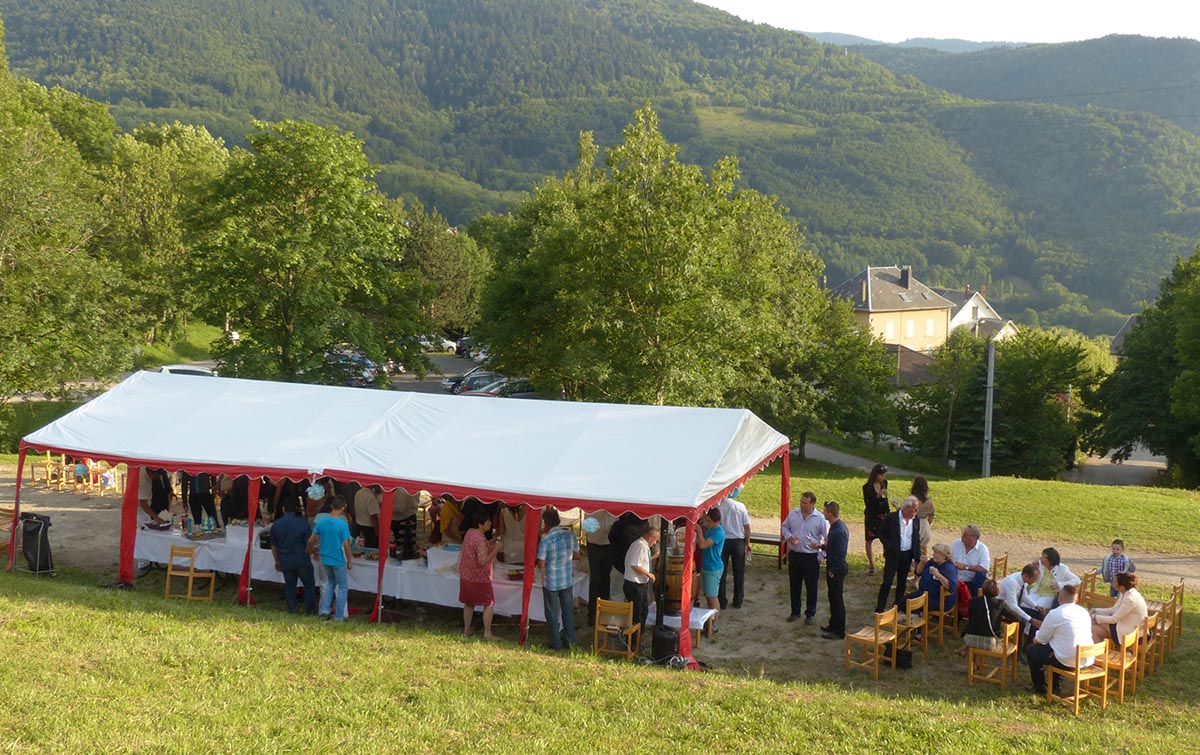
[[135, 528, 585, 622]]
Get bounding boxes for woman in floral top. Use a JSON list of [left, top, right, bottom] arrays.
[[459, 506, 502, 640]]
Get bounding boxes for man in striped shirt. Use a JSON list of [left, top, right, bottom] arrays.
[[537, 508, 581, 650]]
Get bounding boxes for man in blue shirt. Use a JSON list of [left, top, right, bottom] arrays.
[[270, 498, 316, 614], [782, 491, 829, 625], [696, 508, 726, 632], [821, 501, 850, 640], [536, 508, 580, 649], [308, 496, 353, 621]]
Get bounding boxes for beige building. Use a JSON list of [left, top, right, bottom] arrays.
[[830, 266, 953, 352]]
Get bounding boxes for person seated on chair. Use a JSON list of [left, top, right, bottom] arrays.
[[907, 542, 959, 612], [998, 562, 1046, 635], [1090, 572, 1147, 645], [950, 524, 991, 595], [1024, 584, 1092, 695], [958, 578, 1003, 656], [1027, 547, 1081, 611]]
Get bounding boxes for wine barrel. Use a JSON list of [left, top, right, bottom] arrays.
[[664, 554, 684, 615]]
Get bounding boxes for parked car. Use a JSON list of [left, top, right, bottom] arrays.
[[440, 365, 483, 393], [462, 377, 542, 399], [453, 371, 502, 394], [418, 334, 457, 352], [471, 347, 490, 364], [455, 337, 474, 357], [155, 364, 217, 377], [324, 352, 379, 388]]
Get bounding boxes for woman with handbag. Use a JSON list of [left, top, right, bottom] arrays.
[[958, 578, 1003, 656]]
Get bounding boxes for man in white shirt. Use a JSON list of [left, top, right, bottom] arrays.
[[717, 490, 752, 610], [998, 563, 1045, 633], [1024, 584, 1093, 695], [951, 524, 991, 595], [781, 492, 829, 625], [622, 524, 660, 632], [874, 497, 919, 613]]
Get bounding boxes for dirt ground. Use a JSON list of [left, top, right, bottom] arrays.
[[4, 464, 1196, 681]]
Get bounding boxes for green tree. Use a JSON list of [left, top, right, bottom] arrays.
[[478, 106, 817, 406], [98, 123, 230, 346], [189, 120, 422, 383], [1093, 251, 1200, 485], [399, 199, 492, 335]]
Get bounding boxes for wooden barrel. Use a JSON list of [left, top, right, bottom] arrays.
[[664, 555, 684, 616]]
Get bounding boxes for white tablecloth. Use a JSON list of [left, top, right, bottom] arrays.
[[135, 528, 586, 621]]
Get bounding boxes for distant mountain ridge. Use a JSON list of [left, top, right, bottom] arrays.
[[2, 0, 1198, 335], [804, 32, 1022, 53]]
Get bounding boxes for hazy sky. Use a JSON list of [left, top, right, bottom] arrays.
[[696, 1, 1198, 44]]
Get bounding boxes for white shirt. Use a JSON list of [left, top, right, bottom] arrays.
[[951, 539, 991, 572], [624, 537, 652, 584], [998, 571, 1037, 624], [898, 515, 914, 552], [586, 510, 615, 546], [1035, 602, 1094, 667], [781, 509, 828, 554], [1030, 562, 1081, 607], [717, 497, 751, 540]]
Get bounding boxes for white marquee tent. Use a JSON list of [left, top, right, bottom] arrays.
[[10, 371, 792, 659]]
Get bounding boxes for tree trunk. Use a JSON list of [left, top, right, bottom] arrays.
[[795, 430, 808, 461]]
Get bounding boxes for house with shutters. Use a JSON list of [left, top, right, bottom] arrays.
[[930, 286, 1019, 342], [830, 265, 953, 353]]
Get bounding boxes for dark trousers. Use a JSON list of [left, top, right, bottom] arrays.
[[826, 569, 846, 635], [189, 495, 218, 525], [788, 551, 820, 618], [1025, 642, 1070, 693], [587, 543, 612, 624], [282, 559, 317, 614], [623, 579, 653, 632], [876, 552, 915, 613], [719, 539, 746, 609], [391, 515, 418, 559]]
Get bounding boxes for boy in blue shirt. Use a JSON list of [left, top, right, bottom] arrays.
[[696, 508, 726, 632], [308, 496, 353, 620]]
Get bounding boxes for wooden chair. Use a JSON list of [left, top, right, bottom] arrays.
[[1102, 627, 1140, 704], [1047, 640, 1109, 715], [896, 592, 928, 654], [164, 545, 216, 602], [967, 619, 1020, 691], [1172, 579, 1185, 650], [1079, 569, 1098, 604], [1137, 612, 1160, 684], [593, 599, 641, 660], [989, 552, 1008, 581], [0, 505, 16, 551], [845, 606, 899, 680], [1153, 593, 1176, 664], [926, 583, 958, 647]]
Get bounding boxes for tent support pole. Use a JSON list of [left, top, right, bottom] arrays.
[[238, 476, 262, 606], [371, 489, 395, 623], [7, 446, 27, 572], [780, 450, 791, 565], [678, 517, 697, 666], [118, 464, 141, 584], [518, 506, 539, 646]]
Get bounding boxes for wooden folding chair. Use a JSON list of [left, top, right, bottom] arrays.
[[164, 545, 216, 601], [1079, 568, 1098, 602], [1048, 641, 1109, 715], [845, 606, 899, 680], [967, 619, 1020, 691], [1137, 612, 1160, 684], [1154, 593, 1176, 664], [1172, 579, 1185, 649], [926, 583, 958, 647], [896, 592, 928, 654], [989, 552, 1008, 581], [1102, 627, 1140, 704], [0, 505, 16, 551], [593, 599, 641, 660]]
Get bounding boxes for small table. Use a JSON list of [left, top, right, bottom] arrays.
[[645, 605, 719, 647]]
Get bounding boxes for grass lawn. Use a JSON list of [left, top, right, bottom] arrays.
[[0, 569, 1197, 754], [136, 322, 223, 368], [739, 461, 1200, 555]]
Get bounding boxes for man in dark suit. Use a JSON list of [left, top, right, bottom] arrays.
[[821, 500, 850, 639], [874, 497, 919, 613]]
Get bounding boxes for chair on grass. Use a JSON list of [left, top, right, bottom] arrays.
[[1153, 593, 1176, 664], [896, 592, 928, 654], [926, 584, 958, 647], [1137, 612, 1160, 684], [1047, 641, 1109, 715], [989, 552, 1008, 581], [164, 545, 216, 602], [1171, 579, 1185, 650], [593, 599, 640, 660], [1102, 627, 1140, 704], [967, 619, 1021, 691], [845, 606, 899, 680], [0, 505, 16, 551]]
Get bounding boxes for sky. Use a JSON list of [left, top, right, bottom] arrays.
[[696, 1, 1198, 44]]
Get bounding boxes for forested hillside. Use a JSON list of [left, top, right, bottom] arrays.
[[3, 1, 1199, 334]]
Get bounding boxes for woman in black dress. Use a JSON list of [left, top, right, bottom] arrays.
[[862, 463, 889, 576]]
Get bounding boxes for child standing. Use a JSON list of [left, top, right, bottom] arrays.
[[1100, 539, 1136, 598]]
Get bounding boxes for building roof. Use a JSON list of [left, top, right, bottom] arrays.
[[830, 266, 954, 313], [884, 344, 937, 387], [971, 318, 1016, 340]]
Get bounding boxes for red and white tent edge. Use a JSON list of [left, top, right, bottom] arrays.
[[9, 371, 793, 662]]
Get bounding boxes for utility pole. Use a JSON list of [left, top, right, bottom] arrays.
[[982, 340, 995, 478]]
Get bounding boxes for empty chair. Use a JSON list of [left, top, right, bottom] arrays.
[[164, 545, 216, 601], [989, 552, 1008, 581], [593, 599, 640, 660], [1137, 612, 1160, 684], [1102, 627, 1140, 704], [845, 606, 899, 680], [896, 592, 928, 654]]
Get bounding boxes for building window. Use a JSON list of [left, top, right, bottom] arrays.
[[926, 318, 934, 337], [906, 319, 914, 338], [885, 321, 895, 340]]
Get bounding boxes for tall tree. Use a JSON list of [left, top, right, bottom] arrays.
[[189, 120, 422, 383], [1093, 251, 1200, 485], [399, 199, 491, 336], [478, 106, 820, 406]]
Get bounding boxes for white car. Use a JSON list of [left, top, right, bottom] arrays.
[[155, 364, 217, 377], [418, 335, 457, 352]]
